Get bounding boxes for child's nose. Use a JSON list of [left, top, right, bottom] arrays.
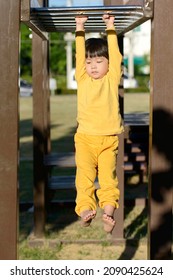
[[91, 63, 96, 69]]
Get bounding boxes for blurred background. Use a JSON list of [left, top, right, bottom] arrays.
[[20, 0, 151, 95]]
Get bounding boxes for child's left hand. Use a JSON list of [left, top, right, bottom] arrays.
[[102, 13, 115, 28]]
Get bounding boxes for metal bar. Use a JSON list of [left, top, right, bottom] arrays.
[[31, 15, 137, 20], [31, 5, 143, 12], [34, 23, 140, 29], [32, 14, 142, 19], [29, 4, 152, 34], [33, 19, 134, 26], [23, 1, 153, 34], [36, 13, 140, 18], [30, 8, 143, 18], [148, 0, 173, 260], [0, 0, 20, 260]]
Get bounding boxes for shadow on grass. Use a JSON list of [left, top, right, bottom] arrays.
[[118, 207, 147, 260], [19, 119, 79, 236]]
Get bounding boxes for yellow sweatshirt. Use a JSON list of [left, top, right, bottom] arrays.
[[75, 28, 124, 135]]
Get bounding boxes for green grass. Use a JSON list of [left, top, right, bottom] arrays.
[[18, 205, 148, 259]]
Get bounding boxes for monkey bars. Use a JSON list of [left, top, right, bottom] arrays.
[[22, 3, 153, 35]]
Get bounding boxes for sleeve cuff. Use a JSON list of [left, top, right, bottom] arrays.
[[106, 27, 116, 31], [75, 30, 85, 37]]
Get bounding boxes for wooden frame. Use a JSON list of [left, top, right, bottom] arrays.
[[0, 0, 20, 260], [0, 0, 172, 260]]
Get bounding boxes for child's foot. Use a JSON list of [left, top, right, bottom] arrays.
[[102, 205, 116, 233], [102, 213, 116, 233], [80, 210, 96, 227]]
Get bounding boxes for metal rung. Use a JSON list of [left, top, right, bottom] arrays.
[[29, 5, 153, 34]]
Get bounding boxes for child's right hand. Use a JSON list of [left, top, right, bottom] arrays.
[[75, 15, 88, 31]]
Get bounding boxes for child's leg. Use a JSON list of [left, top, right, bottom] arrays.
[[96, 135, 120, 233], [74, 133, 98, 225]]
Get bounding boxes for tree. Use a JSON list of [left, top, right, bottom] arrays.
[[20, 23, 32, 78], [20, 23, 68, 83], [49, 32, 67, 76]]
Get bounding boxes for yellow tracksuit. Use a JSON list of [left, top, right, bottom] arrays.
[[74, 28, 124, 215]]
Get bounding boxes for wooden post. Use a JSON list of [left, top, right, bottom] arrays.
[[104, 0, 126, 240], [0, 0, 20, 259], [112, 36, 124, 239], [32, 31, 50, 237], [148, 0, 173, 259]]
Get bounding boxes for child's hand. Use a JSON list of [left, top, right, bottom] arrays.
[[75, 15, 88, 31], [102, 13, 115, 28]]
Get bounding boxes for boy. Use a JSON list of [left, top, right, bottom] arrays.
[[74, 14, 123, 233]]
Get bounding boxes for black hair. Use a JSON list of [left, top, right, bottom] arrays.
[[85, 38, 109, 60]]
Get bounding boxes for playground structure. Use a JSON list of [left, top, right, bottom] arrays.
[[0, 0, 172, 260]]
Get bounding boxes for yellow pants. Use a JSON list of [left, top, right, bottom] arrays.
[[74, 133, 120, 216]]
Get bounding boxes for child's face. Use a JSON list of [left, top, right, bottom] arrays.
[[85, 56, 109, 79]]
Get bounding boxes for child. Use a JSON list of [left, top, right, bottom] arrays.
[[74, 13, 124, 233]]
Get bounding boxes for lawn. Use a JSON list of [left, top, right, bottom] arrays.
[[19, 93, 149, 260]]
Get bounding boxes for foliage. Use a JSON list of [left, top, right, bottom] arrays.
[[20, 24, 32, 77], [134, 54, 150, 76], [20, 24, 74, 83], [49, 32, 67, 76]]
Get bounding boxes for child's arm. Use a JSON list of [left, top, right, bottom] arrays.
[[103, 14, 122, 83], [75, 16, 88, 82]]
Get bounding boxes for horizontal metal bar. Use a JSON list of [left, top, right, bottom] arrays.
[[31, 10, 143, 16], [34, 24, 129, 29], [31, 11, 143, 18], [34, 20, 134, 25], [31, 15, 139, 20], [28, 5, 152, 34], [32, 5, 143, 12]]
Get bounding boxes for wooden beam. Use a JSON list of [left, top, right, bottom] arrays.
[[0, 0, 20, 259], [21, 0, 48, 40], [112, 36, 124, 239]]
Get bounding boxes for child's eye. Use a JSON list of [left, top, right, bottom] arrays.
[[97, 60, 102, 63], [86, 61, 91, 64]]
